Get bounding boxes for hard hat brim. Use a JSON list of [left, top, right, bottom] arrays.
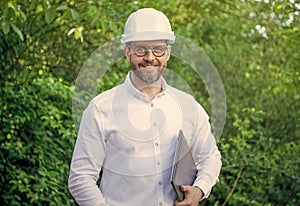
[[121, 31, 176, 44]]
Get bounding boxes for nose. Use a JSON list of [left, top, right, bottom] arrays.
[[144, 50, 155, 62]]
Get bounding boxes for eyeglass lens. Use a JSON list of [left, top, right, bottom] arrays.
[[130, 45, 167, 57]]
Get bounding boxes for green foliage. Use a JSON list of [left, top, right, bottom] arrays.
[[1, 0, 299, 205], [211, 108, 300, 205], [0, 73, 76, 205]]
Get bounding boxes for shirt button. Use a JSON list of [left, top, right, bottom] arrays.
[[155, 143, 159, 147], [158, 181, 162, 185], [159, 202, 163, 206], [157, 161, 160, 165], [150, 103, 154, 107]]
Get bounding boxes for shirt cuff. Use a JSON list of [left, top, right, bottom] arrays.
[[193, 181, 213, 200]]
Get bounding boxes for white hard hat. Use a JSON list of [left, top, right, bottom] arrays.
[[121, 8, 176, 44]]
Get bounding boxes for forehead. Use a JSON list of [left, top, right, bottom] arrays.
[[128, 40, 167, 46]]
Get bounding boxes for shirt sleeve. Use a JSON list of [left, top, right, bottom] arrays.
[[68, 101, 108, 206], [191, 103, 222, 199]]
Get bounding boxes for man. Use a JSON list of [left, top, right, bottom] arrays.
[[68, 8, 222, 206]]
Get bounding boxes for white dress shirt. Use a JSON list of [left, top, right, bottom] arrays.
[[68, 72, 222, 206]]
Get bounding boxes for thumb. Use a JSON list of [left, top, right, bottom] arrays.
[[180, 185, 188, 192]]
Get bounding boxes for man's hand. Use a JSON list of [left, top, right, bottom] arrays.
[[175, 185, 204, 206]]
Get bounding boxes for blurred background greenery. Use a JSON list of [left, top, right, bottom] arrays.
[[0, 0, 299, 205]]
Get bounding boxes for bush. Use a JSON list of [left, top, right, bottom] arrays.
[[203, 108, 300, 206], [0, 73, 76, 205]]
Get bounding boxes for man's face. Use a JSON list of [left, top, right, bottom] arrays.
[[125, 40, 171, 83]]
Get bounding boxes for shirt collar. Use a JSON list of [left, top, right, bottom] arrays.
[[124, 71, 167, 100]]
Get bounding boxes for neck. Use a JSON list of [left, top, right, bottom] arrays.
[[130, 72, 163, 100]]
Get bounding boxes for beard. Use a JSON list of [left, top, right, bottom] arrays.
[[131, 63, 166, 83]]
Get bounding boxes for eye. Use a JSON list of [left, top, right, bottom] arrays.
[[152, 45, 166, 57], [153, 45, 165, 52], [135, 46, 147, 53]]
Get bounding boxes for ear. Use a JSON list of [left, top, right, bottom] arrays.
[[124, 46, 131, 61]]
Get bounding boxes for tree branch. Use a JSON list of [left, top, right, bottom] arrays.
[[221, 165, 244, 206]]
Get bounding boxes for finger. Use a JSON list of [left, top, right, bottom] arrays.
[[180, 185, 190, 192], [175, 199, 186, 206], [175, 200, 186, 206]]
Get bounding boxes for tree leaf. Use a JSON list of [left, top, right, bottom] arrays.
[[74, 26, 84, 42], [67, 28, 76, 36], [10, 23, 24, 41], [2, 21, 10, 34], [71, 9, 80, 21], [56, 5, 68, 11], [20, 11, 27, 21], [45, 7, 57, 24], [3, 7, 15, 19]]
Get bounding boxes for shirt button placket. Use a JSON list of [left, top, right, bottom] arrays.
[[150, 101, 164, 205], [154, 140, 164, 204]]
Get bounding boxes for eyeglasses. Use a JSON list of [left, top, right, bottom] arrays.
[[128, 45, 169, 57]]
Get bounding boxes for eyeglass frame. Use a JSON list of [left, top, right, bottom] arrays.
[[126, 42, 171, 57]]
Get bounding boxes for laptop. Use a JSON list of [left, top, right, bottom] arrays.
[[170, 130, 197, 201]]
